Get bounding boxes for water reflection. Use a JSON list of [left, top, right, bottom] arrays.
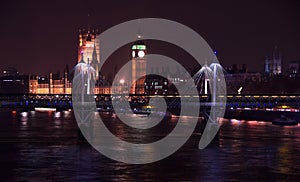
[[20, 111, 29, 123], [63, 111, 71, 118], [30, 111, 35, 116], [0, 111, 299, 181], [54, 111, 61, 118], [20, 112, 28, 118], [54, 120, 62, 129]]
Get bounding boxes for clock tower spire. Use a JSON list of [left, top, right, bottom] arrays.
[[131, 33, 147, 94]]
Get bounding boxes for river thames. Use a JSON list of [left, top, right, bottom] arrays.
[[0, 110, 300, 181]]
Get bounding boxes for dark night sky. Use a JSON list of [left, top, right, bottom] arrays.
[[0, 0, 299, 75]]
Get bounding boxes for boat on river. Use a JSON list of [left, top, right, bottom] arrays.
[[272, 115, 298, 126]]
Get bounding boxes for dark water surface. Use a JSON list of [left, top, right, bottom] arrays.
[[0, 110, 300, 181]]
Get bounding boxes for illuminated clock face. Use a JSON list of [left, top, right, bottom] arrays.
[[138, 50, 145, 58], [132, 51, 135, 58]]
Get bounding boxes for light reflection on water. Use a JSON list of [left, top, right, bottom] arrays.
[[0, 110, 300, 181]]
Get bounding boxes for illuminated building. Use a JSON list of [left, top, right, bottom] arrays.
[[29, 76, 38, 94], [94, 86, 112, 94], [131, 39, 147, 94], [78, 29, 100, 78], [288, 60, 300, 77], [29, 71, 72, 94], [265, 46, 282, 75], [28, 70, 111, 95]]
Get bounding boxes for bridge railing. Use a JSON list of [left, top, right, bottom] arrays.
[[1, 94, 300, 109]]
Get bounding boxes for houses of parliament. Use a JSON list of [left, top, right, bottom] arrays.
[[0, 28, 149, 95]]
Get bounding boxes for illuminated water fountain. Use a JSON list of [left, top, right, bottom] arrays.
[[193, 62, 227, 148], [72, 55, 96, 140], [193, 63, 226, 103], [193, 64, 213, 95], [210, 63, 226, 104]]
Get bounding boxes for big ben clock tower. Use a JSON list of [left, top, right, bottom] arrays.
[[131, 38, 147, 94]]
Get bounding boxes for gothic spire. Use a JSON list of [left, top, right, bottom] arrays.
[[79, 52, 85, 64], [91, 39, 98, 64]]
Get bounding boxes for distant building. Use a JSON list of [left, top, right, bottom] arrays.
[[78, 29, 100, 78], [3, 67, 19, 76], [144, 66, 190, 95], [225, 64, 248, 74], [225, 72, 261, 94], [74, 27, 113, 94], [130, 39, 147, 94], [94, 74, 112, 94], [144, 75, 169, 95], [288, 60, 300, 78], [0, 68, 28, 94], [225, 73, 261, 84], [28, 69, 113, 95], [265, 46, 282, 75], [29, 71, 71, 94]]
